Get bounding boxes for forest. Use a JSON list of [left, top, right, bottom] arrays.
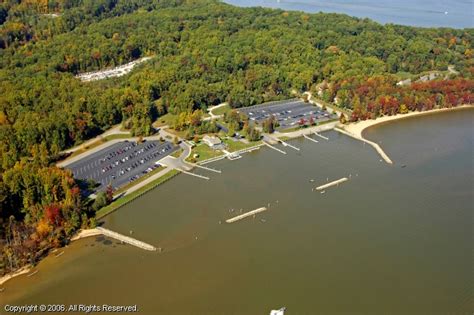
[[0, 0, 473, 274]]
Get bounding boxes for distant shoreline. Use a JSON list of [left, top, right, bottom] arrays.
[[344, 105, 473, 139]]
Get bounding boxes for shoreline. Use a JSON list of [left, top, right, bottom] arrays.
[[0, 229, 103, 287], [337, 105, 473, 164], [0, 266, 32, 287], [3, 105, 471, 287], [343, 105, 473, 139]]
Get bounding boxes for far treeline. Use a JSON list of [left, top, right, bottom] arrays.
[[0, 0, 473, 274]]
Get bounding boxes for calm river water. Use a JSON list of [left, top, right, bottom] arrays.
[[2, 108, 473, 314]]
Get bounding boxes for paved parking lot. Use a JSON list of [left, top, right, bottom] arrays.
[[66, 140, 178, 191], [237, 99, 337, 130]]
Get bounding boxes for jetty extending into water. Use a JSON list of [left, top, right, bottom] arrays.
[[316, 177, 348, 191], [335, 128, 393, 164], [72, 227, 157, 251], [226, 207, 268, 223]]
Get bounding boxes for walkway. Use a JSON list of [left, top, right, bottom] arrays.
[[73, 227, 156, 251], [335, 128, 393, 164]]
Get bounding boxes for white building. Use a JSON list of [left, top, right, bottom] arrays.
[[202, 135, 222, 149]]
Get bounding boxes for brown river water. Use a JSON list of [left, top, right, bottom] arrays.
[[2, 108, 473, 314]]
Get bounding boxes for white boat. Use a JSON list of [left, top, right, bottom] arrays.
[[270, 307, 286, 315]]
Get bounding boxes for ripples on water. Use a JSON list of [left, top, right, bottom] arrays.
[[3, 109, 473, 314], [224, 0, 474, 28]]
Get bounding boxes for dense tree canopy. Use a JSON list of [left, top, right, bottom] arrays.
[[0, 0, 473, 274]]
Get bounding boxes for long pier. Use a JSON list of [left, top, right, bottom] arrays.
[[316, 177, 348, 190], [226, 207, 268, 223], [303, 134, 319, 143], [179, 169, 210, 180], [313, 132, 329, 140], [263, 141, 287, 155], [335, 128, 393, 164], [280, 140, 300, 151], [189, 163, 221, 173], [96, 227, 156, 251]]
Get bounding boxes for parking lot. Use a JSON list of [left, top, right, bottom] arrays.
[[237, 99, 337, 130], [66, 140, 178, 191]]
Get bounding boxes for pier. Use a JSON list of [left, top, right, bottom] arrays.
[[226, 207, 268, 223], [96, 227, 156, 251], [279, 140, 300, 151], [303, 134, 319, 143], [313, 132, 329, 141], [316, 177, 348, 190], [263, 141, 287, 155], [179, 169, 210, 180], [335, 128, 393, 164], [189, 163, 222, 173]]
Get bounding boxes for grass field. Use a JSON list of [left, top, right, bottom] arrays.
[[154, 113, 176, 127], [211, 104, 230, 116], [222, 138, 262, 151], [186, 143, 224, 162], [103, 133, 131, 141]]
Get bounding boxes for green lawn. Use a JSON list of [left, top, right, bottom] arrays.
[[171, 148, 183, 158], [95, 169, 180, 219], [153, 113, 176, 127], [186, 143, 224, 162], [211, 104, 230, 116], [222, 138, 262, 152], [103, 133, 131, 141]]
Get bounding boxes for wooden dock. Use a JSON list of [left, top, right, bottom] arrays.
[[96, 227, 156, 251], [226, 207, 268, 223], [316, 177, 348, 190]]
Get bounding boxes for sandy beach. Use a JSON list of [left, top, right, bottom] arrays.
[[343, 105, 473, 138], [0, 266, 32, 286]]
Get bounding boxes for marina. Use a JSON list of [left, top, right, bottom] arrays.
[[2, 109, 473, 314]]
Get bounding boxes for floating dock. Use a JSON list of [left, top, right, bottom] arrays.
[[280, 140, 300, 151], [226, 207, 268, 223], [316, 177, 348, 190], [313, 132, 329, 140], [263, 141, 287, 155], [96, 227, 156, 251], [189, 163, 221, 173], [179, 169, 210, 180], [303, 134, 319, 143]]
